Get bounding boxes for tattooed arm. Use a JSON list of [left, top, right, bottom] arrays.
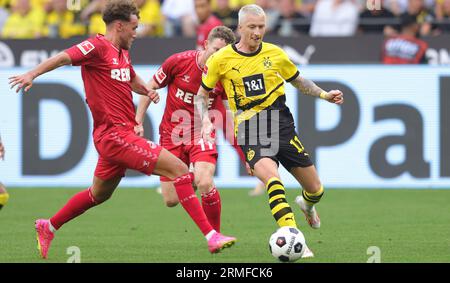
[[195, 86, 215, 143], [290, 75, 344, 105]]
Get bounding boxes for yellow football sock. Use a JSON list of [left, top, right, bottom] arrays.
[[302, 185, 324, 206], [266, 177, 297, 228]]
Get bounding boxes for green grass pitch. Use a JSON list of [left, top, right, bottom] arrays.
[[0, 188, 449, 263]]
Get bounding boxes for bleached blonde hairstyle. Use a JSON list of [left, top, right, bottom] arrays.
[[238, 4, 266, 25]]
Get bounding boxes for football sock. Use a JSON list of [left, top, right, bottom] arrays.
[[48, 221, 57, 233], [174, 173, 214, 236], [50, 187, 99, 230], [201, 187, 221, 232], [302, 185, 324, 206], [0, 193, 9, 210], [266, 177, 297, 228], [205, 230, 216, 241]]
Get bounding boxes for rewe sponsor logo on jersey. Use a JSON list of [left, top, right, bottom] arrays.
[[175, 88, 214, 107], [76, 41, 95, 55], [111, 68, 131, 82]]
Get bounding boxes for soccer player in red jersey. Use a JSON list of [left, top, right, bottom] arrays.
[[135, 26, 243, 233], [195, 0, 224, 50], [9, 0, 236, 259]]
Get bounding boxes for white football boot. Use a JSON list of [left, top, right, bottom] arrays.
[[295, 195, 321, 229], [301, 245, 315, 258]]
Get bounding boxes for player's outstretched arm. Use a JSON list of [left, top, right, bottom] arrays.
[[9, 52, 72, 93], [290, 75, 344, 105], [195, 86, 215, 143]]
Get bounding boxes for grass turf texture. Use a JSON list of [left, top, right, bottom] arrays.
[[0, 188, 449, 263]]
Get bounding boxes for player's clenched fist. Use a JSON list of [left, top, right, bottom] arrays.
[[323, 90, 344, 105], [147, 89, 160, 104], [134, 123, 144, 137]]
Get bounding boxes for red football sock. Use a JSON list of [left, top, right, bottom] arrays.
[[50, 187, 99, 230], [174, 173, 214, 236], [201, 188, 221, 232]]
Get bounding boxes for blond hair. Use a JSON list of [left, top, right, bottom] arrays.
[[238, 4, 266, 25]]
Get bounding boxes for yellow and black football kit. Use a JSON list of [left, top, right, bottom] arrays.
[[201, 42, 312, 171]]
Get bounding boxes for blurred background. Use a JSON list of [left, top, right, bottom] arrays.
[[0, 0, 450, 40], [0, 0, 449, 189]]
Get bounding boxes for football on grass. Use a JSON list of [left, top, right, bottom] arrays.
[[269, 226, 306, 262]]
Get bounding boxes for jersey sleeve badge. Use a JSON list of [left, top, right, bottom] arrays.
[[76, 41, 95, 56], [155, 67, 167, 85]]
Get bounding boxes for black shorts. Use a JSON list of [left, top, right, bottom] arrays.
[[239, 126, 313, 172]]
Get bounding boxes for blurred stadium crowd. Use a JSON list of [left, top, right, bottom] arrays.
[[0, 0, 449, 39]]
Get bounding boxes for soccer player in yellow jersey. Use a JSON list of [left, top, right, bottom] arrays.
[[196, 4, 344, 257]]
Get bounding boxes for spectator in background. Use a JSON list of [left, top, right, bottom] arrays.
[[42, 0, 86, 38], [227, 0, 254, 9], [383, 0, 436, 16], [273, 0, 309, 36], [298, 0, 318, 18], [255, 0, 280, 32], [382, 13, 428, 64], [2, 0, 45, 38], [384, 0, 409, 15], [195, 0, 222, 50], [435, 0, 450, 33], [0, 1, 10, 32], [402, 0, 436, 36], [213, 0, 239, 31], [435, 0, 445, 18], [135, 0, 164, 37], [30, 0, 52, 11], [309, 0, 359, 37], [359, 0, 399, 36], [161, 0, 195, 37], [80, 0, 107, 36]]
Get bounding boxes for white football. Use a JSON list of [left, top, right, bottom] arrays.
[[269, 226, 306, 262]]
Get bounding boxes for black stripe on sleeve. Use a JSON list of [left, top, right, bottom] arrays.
[[285, 70, 300, 83], [201, 81, 214, 91]]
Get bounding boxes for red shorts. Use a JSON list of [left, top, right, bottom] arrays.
[[159, 135, 218, 182], [93, 127, 163, 180]]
